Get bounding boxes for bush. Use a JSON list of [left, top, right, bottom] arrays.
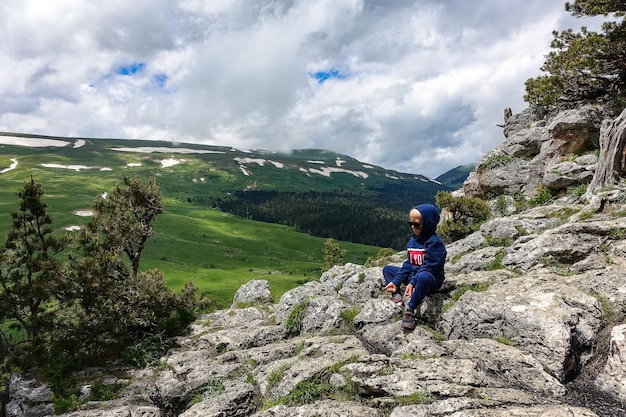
[[477, 154, 514, 172], [365, 247, 396, 267], [55, 271, 197, 366], [322, 238, 346, 271], [435, 192, 490, 242], [530, 185, 556, 207], [52, 394, 82, 414]]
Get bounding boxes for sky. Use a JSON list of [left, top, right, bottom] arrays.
[[0, 0, 607, 178]]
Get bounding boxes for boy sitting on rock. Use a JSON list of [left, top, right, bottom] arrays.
[[383, 204, 447, 330]]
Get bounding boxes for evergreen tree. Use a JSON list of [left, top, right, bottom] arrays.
[[57, 176, 196, 365], [322, 238, 347, 272], [91, 175, 163, 277], [524, 0, 626, 112], [0, 177, 65, 356]]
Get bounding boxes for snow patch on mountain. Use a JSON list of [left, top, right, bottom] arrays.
[[234, 157, 284, 168], [306, 166, 369, 179], [0, 137, 70, 147], [112, 147, 225, 154], [1, 158, 18, 174], [42, 164, 92, 171], [161, 158, 184, 168], [234, 157, 285, 175]]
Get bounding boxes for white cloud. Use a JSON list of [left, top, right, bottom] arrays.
[[0, 0, 607, 177]]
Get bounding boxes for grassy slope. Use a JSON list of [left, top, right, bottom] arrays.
[[0, 140, 385, 309], [435, 163, 475, 190], [141, 199, 379, 308]]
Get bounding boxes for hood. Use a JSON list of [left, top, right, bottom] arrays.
[[414, 203, 440, 240]]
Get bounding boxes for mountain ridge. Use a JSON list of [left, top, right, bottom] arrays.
[[0, 130, 446, 178]]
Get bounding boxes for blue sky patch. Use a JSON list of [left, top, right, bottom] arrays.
[[311, 69, 347, 84], [153, 73, 168, 88], [116, 62, 145, 76]]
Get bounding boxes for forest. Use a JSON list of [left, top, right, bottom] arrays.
[[217, 182, 442, 249]]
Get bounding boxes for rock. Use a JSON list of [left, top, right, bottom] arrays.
[[439, 276, 606, 380], [595, 325, 626, 402], [232, 279, 273, 307], [465, 105, 605, 200], [6, 374, 54, 417]]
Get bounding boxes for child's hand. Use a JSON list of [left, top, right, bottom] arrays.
[[404, 284, 414, 298], [385, 282, 397, 293]]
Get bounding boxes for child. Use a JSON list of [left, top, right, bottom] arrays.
[[383, 204, 447, 330]]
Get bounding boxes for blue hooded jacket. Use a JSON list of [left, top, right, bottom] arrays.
[[391, 204, 447, 288]]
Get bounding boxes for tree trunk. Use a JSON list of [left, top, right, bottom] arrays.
[[584, 107, 626, 199]]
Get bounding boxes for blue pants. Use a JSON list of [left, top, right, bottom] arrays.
[[383, 265, 443, 310]]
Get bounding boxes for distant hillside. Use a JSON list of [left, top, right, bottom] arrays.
[[435, 163, 475, 190], [0, 133, 453, 249]]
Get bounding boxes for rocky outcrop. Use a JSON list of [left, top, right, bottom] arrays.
[[464, 105, 607, 199], [6, 107, 626, 417]]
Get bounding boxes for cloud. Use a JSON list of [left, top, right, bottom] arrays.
[[0, 0, 607, 177]]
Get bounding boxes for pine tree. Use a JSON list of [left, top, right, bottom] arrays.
[[322, 238, 346, 271], [91, 175, 163, 277], [524, 0, 626, 112], [0, 177, 65, 355]]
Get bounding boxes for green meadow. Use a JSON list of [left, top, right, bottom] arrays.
[[140, 199, 380, 308], [0, 141, 385, 309]]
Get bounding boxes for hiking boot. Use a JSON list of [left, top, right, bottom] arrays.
[[391, 293, 403, 306], [402, 309, 416, 330]]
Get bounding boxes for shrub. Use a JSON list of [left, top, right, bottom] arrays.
[[610, 228, 626, 239], [477, 154, 514, 172], [435, 192, 490, 242], [586, 290, 615, 321], [484, 236, 511, 247], [365, 247, 396, 266], [89, 375, 125, 401], [568, 183, 588, 199], [322, 238, 346, 272], [495, 335, 515, 346], [397, 390, 437, 405], [268, 364, 290, 388], [529, 185, 556, 207], [52, 394, 82, 414], [284, 379, 332, 406], [513, 192, 528, 213], [55, 271, 198, 366], [267, 357, 360, 407]]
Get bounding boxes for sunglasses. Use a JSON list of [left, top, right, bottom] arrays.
[[408, 222, 421, 228]]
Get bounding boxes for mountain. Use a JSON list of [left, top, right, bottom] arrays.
[[435, 163, 475, 190], [0, 132, 453, 250]]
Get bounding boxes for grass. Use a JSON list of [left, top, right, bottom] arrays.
[[0, 149, 383, 310], [285, 300, 310, 337], [137, 201, 379, 309]]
